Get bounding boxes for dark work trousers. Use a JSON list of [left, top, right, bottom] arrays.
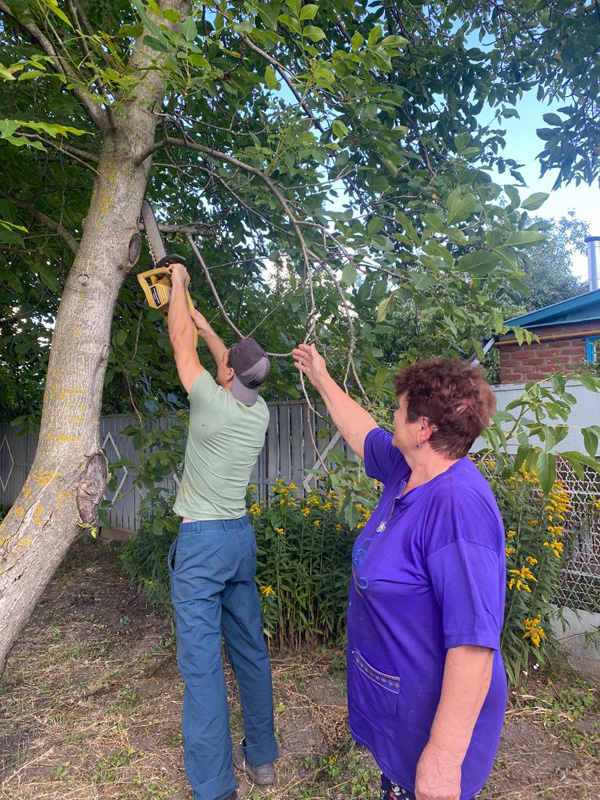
[[169, 516, 278, 800]]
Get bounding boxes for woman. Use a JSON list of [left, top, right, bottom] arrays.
[[292, 345, 507, 800]]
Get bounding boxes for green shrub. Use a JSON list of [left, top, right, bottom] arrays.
[[120, 493, 179, 616]]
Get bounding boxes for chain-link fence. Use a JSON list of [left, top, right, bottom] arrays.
[[555, 459, 600, 610]]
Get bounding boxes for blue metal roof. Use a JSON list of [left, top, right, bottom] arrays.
[[505, 288, 600, 328]]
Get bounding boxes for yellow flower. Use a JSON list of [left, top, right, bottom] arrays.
[[356, 521, 365, 530], [289, 482, 298, 490], [301, 507, 310, 517], [335, 524, 342, 531], [507, 530, 517, 538], [523, 615, 546, 648], [249, 503, 262, 516], [313, 520, 320, 526], [260, 585, 276, 597], [550, 541, 563, 558], [526, 556, 538, 565], [322, 502, 332, 511], [279, 498, 286, 506], [276, 528, 285, 535], [528, 519, 539, 526], [505, 546, 516, 556]]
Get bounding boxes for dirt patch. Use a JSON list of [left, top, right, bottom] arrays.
[[1, 538, 599, 799]]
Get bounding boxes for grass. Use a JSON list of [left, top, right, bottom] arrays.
[[0, 538, 599, 799]]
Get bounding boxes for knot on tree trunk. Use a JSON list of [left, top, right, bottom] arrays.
[[76, 452, 109, 524]]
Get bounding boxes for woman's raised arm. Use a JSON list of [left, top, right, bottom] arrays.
[[292, 343, 377, 460]]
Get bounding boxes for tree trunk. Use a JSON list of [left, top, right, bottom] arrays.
[[0, 2, 189, 677]]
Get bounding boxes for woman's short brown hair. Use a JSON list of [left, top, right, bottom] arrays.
[[394, 358, 496, 459]]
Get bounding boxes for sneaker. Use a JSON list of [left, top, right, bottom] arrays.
[[233, 745, 275, 785]]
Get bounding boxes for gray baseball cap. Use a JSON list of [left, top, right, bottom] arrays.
[[229, 338, 271, 406]]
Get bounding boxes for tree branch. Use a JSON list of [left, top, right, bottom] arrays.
[[0, 191, 79, 254], [186, 234, 292, 357], [0, 1, 109, 133], [139, 221, 214, 237], [18, 133, 100, 172], [241, 34, 324, 132]]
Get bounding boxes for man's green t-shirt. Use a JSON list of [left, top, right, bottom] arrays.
[[173, 371, 269, 520]]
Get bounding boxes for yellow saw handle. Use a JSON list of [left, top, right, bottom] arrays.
[[137, 267, 197, 345]]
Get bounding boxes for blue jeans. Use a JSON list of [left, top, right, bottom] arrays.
[[169, 517, 278, 800]]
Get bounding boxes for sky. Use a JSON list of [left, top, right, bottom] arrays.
[[490, 93, 599, 282]]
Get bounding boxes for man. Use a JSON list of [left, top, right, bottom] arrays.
[[167, 263, 278, 800]]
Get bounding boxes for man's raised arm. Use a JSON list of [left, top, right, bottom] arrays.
[[292, 343, 377, 461], [168, 264, 204, 393], [190, 310, 228, 367]]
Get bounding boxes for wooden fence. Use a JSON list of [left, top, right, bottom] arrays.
[[0, 402, 345, 533]]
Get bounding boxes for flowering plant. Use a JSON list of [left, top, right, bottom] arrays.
[[487, 464, 571, 683], [250, 479, 371, 648]]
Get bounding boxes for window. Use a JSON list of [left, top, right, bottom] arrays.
[[586, 336, 600, 363]]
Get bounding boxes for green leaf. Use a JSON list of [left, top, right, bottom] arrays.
[[505, 230, 546, 247], [376, 295, 395, 323], [117, 24, 144, 38], [536, 450, 556, 495], [367, 24, 382, 46], [285, 0, 301, 14], [504, 184, 520, 211], [264, 65, 280, 89], [351, 32, 364, 51], [143, 35, 169, 52], [578, 372, 599, 392], [40, 0, 73, 28], [331, 119, 348, 139], [0, 64, 16, 81], [299, 4, 319, 20], [456, 250, 500, 276], [380, 35, 409, 47], [181, 17, 197, 42], [341, 264, 357, 286], [583, 428, 598, 458], [303, 25, 326, 42], [115, 329, 127, 347], [257, 6, 279, 30], [445, 187, 475, 225], [521, 192, 549, 211], [543, 112, 562, 126], [162, 8, 180, 21]]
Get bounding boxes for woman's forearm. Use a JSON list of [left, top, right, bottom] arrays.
[[414, 647, 493, 799], [314, 373, 377, 460], [428, 645, 493, 760]]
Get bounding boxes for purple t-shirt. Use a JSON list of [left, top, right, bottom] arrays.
[[347, 428, 507, 799]]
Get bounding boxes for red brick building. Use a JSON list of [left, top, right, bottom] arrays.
[[497, 290, 600, 384]]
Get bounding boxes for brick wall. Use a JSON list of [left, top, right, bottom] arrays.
[[498, 322, 600, 384]]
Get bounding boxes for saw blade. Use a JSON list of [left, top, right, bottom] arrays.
[[141, 199, 167, 266]]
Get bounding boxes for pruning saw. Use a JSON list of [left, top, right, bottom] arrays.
[[138, 199, 197, 343]]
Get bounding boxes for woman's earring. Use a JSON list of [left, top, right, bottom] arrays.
[[416, 441, 421, 449]]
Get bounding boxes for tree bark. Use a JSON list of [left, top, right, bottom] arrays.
[[0, 0, 190, 678]]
